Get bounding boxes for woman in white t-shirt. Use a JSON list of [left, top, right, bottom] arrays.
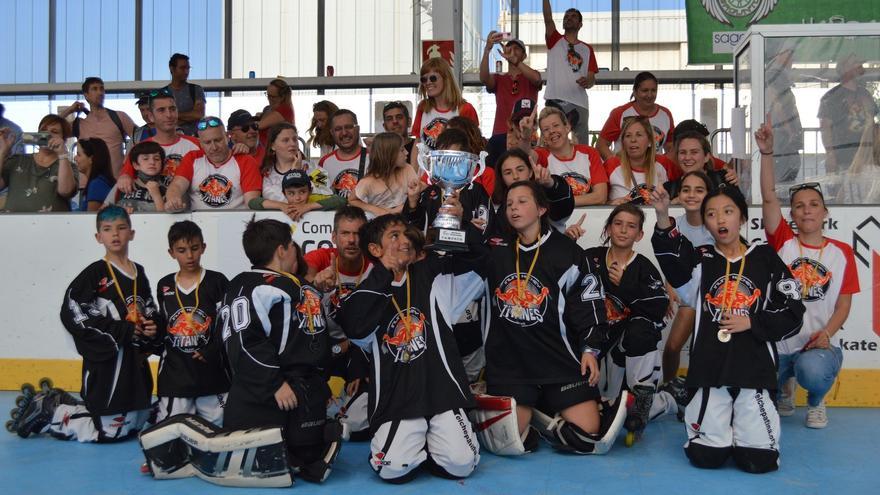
[[757, 119, 860, 429], [605, 116, 671, 205], [350, 132, 420, 217]]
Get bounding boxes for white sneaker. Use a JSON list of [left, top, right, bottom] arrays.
[[777, 392, 795, 417], [805, 402, 828, 429]]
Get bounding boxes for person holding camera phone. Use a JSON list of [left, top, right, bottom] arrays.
[[0, 114, 77, 212]]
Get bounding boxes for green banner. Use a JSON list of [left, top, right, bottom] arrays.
[[686, 0, 880, 64]]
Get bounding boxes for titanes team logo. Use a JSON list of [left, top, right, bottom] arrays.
[[789, 258, 831, 302], [704, 274, 761, 321], [167, 308, 212, 353], [296, 286, 326, 335], [122, 295, 148, 324], [701, 0, 779, 27], [562, 173, 592, 195], [628, 184, 654, 205], [566, 45, 584, 72], [327, 283, 357, 318], [162, 154, 183, 187], [332, 169, 360, 198], [421, 117, 449, 149], [495, 274, 550, 326], [383, 308, 428, 363], [198, 174, 233, 207], [605, 293, 630, 325]]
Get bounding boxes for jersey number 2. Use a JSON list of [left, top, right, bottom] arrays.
[[580, 274, 603, 301]]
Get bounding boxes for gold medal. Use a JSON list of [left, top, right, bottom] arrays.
[[511, 305, 524, 319], [717, 329, 731, 343]]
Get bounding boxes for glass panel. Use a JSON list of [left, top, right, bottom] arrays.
[[54, 0, 137, 83], [141, 0, 224, 81], [0, 0, 50, 85]]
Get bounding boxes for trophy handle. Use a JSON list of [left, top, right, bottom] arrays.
[[416, 142, 433, 185], [471, 151, 488, 181]]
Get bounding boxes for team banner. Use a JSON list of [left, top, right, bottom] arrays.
[[685, 0, 880, 64]]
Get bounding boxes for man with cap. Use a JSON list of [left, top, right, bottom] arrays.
[[818, 53, 878, 174], [132, 92, 157, 144], [227, 109, 265, 164], [480, 31, 542, 168]]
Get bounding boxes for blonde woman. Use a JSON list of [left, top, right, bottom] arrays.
[[411, 58, 479, 152]]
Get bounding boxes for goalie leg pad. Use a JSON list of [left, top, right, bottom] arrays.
[[139, 414, 294, 488], [529, 391, 628, 455], [296, 420, 344, 483], [469, 394, 530, 456]]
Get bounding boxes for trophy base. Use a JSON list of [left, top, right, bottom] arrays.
[[426, 227, 469, 252]]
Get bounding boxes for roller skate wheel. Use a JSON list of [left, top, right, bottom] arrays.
[[15, 395, 30, 408], [10, 408, 21, 421], [5, 420, 15, 433], [625, 431, 636, 447], [20, 383, 35, 396], [140, 463, 150, 474], [38, 378, 54, 392]]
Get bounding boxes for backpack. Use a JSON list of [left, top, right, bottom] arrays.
[[72, 108, 128, 140]]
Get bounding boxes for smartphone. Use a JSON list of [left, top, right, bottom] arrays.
[[22, 132, 51, 147], [500, 32, 512, 42]]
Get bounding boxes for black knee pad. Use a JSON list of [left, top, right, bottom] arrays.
[[685, 443, 732, 469], [556, 421, 600, 454], [295, 420, 344, 483], [732, 446, 779, 474], [422, 456, 463, 480], [621, 319, 661, 356]]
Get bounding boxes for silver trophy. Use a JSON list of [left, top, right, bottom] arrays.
[[417, 144, 486, 251]]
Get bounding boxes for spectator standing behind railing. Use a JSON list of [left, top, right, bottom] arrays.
[[165, 53, 206, 136], [596, 72, 675, 161], [59, 77, 137, 177], [132, 92, 157, 144], [480, 31, 542, 168], [256, 78, 295, 148], [0, 103, 24, 155], [73, 138, 115, 211], [818, 53, 878, 174], [227, 110, 265, 164], [542, 0, 598, 146], [0, 115, 76, 212], [381, 101, 416, 164], [164, 117, 262, 212], [307, 100, 339, 158], [411, 57, 479, 155], [764, 45, 803, 188]]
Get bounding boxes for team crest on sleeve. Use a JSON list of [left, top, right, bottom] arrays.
[[421, 118, 449, 149], [604, 294, 630, 325], [704, 274, 761, 321], [562, 173, 592, 195], [382, 308, 428, 363], [296, 286, 327, 335], [198, 174, 233, 207], [494, 274, 550, 326], [167, 308, 212, 352], [162, 154, 183, 187], [788, 258, 831, 301], [331, 169, 360, 198]]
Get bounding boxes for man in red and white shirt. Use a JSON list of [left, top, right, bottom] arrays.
[[542, 0, 598, 146], [116, 91, 202, 192], [319, 109, 369, 199], [165, 117, 262, 211]]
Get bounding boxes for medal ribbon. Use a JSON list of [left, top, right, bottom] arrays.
[[105, 258, 138, 322]]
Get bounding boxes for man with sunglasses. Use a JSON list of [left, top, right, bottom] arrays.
[[542, 0, 598, 146], [165, 53, 206, 137], [382, 102, 415, 163], [116, 90, 202, 195], [165, 117, 262, 211], [227, 109, 265, 164], [319, 109, 368, 199]]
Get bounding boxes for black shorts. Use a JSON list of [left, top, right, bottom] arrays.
[[488, 379, 599, 413]]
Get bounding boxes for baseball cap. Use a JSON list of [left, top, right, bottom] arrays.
[[510, 98, 537, 125], [506, 39, 527, 55], [135, 91, 150, 106], [227, 109, 256, 129], [282, 170, 311, 189]]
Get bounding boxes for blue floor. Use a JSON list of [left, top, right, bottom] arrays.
[[1, 392, 878, 494]]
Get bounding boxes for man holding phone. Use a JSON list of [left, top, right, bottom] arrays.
[[542, 0, 599, 146]]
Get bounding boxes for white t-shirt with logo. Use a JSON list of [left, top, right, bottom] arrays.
[[318, 148, 369, 199], [534, 144, 608, 197], [543, 30, 599, 109], [174, 151, 262, 210], [599, 101, 675, 154], [605, 156, 669, 202], [766, 218, 860, 355], [411, 102, 479, 150]]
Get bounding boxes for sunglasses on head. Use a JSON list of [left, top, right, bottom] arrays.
[[197, 117, 223, 131], [148, 88, 173, 99], [788, 182, 823, 200], [420, 74, 439, 84]]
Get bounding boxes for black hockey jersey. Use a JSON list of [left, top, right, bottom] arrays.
[[155, 269, 230, 397], [219, 269, 330, 421], [336, 255, 485, 429], [652, 224, 806, 391], [59, 260, 162, 415], [485, 230, 609, 385], [585, 246, 668, 347]]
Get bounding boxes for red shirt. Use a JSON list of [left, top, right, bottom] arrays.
[[489, 74, 541, 135], [259, 102, 295, 147]]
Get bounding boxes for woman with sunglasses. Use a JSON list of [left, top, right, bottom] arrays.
[[597, 72, 675, 161], [757, 118, 859, 429], [411, 58, 479, 156], [257, 78, 295, 147]]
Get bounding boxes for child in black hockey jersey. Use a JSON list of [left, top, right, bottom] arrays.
[[581, 204, 677, 445], [336, 214, 482, 484], [219, 218, 341, 483], [651, 184, 805, 473], [153, 221, 230, 425], [481, 181, 626, 456], [11, 206, 161, 442]]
